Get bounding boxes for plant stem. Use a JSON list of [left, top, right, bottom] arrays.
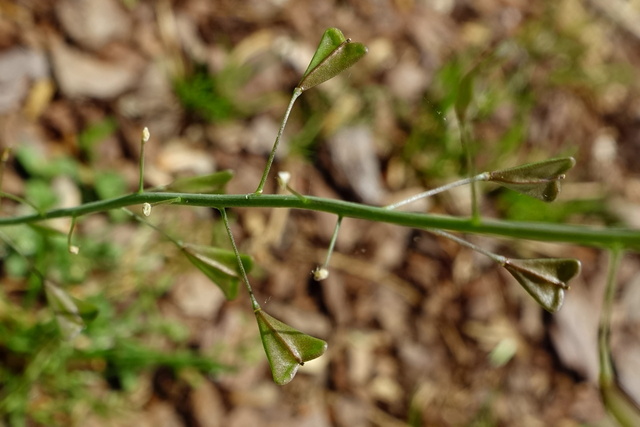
[[67, 216, 78, 253], [599, 248, 623, 386], [428, 228, 506, 264], [0, 192, 639, 249], [121, 207, 182, 247], [138, 127, 149, 194], [322, 216, 342, 269], [384, 174, 489, 210], [0, 191, 44, 215], [596, 249, 640, 425], [255, 88, 302, 195], [219, 208, 260, 311], [460, 121, 480, 222], [0, 148, 9, 209]]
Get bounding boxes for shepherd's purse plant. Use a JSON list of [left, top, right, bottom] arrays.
[[1, 27, 639, 425]]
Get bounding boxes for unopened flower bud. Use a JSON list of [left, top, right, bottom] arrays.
[[313, 267, 329, 281], [142, 127, 150, 143]]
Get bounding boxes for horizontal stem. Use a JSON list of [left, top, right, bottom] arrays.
[[0, 192, 639, 249]]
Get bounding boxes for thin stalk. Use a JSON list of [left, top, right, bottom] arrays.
[[324, 216, 342, 267], [138, 127, 150, 194], [0, 191, 44, 215], [285, 184, 307, 202], [460, 120, 480, 222], [428, 228, 506, 264], [121, 207, 182, 247], [599, 248, 623, 386], [255, 88, 302, 194], [68, 216, 78, 253], [0, 192, 639, 249], [0, 230, 45, 281], [384, 174, 489, 210], [315, 216, 343, 278], [219, 208, 260, 311], [0, 147, 9, 208], [319, 166, 482, 274], [597, 249, 640, 426]]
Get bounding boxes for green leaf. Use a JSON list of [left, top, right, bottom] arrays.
[[298, 27, 367, 92], [181, 244, 253, 301], [503, 258, 581, 312], [44, 281, 98, 340], [488, 157, 576, 202], [255, 309, 327, 385], [165, 170, 234, 193]]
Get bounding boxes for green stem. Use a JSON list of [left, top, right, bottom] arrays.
[[121, 207, 182, 247], [0, 148, 8, 208], [597, 249, 640, 426], [0, 191, 44, 216], [322, 216, 343, 269], [138, 127, 149, 194], [599, 248, 623, 386], [460, 121, 480, 222], [0, 192, 639, 249], [285, 184, 308, 202], [428, 228, 506, 264], [255, 88, 302, 194], [219, 208, 260, 311], [68, 216, 78, 253]]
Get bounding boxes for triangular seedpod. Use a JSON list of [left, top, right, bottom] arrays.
[[488, 157, 576, 202], [44, 281, 98, 340], [301, 28, 347, 80], [254, 308, 327, 385], [297, 27, 367, 92], [181, 244, 253, 301], [503, 258, 581, 312]]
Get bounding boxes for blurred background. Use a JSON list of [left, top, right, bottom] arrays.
[[1, 0, 640, 425]]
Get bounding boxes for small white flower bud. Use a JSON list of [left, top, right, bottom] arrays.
[[143, 203, 152, 217], [313, 267, 329, 281], [142, 127, 150, 143], [277, 171, 291, 189]]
